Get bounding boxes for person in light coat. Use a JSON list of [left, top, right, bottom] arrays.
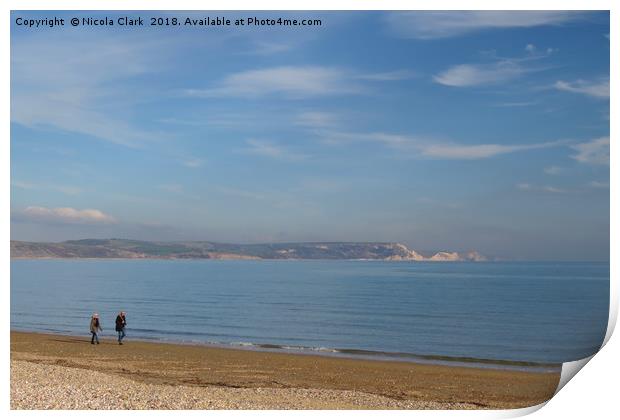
[[90, 313, 102, 345]]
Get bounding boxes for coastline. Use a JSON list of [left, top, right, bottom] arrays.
[[10, 256, 482, 261], [9, 239, 489, 261], [11, 331, 561, 409], [9, 327, 561, 373]]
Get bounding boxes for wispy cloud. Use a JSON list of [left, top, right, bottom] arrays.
[[181, 158, 204, 168], [589, 181, 609, 189], [11, 180, 36, 189], [217, 186, 266, 201], [420, 141, 561, 159], [323, 131, 565, 160], [434, 61, 528, 87], [185, 66, 363, 99], [493, 101, 537, 108], [157, 183, 201, 200], [52, 185, 82, 195], [385, 11, 587, 39], [11, 33, 167, 148], [295, 111, 339, 129], [247, 41, 294, 55], [14, 206, 116, 225], [241, 139, 309, 161], [517, 183, 568, 194], [554, 78, 609, 99], [416, 197, 462, 209], [356, 70, 416, 81], [297, 177, 349, 194], [11, 180, 82, 195], [434, 46, 556, 88], [524, 44, 558, 56], [158, 184, 185, 194], [571, 137, 610, 165], [161, 113, 274, 130], [184, 66, 415, 99], [544, 166, 564, 175]]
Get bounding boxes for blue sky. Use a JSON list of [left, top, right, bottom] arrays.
[[10, 11, 610, 260]]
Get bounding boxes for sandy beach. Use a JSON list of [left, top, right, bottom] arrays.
[[10, 331, 561, 410]]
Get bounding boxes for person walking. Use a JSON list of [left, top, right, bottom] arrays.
[[90, 313, 102, 345], [115, 311, 127, 345]]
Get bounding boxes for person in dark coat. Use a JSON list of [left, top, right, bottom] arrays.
[[90, 313, 102, 344], [115, 311, 127, 345]]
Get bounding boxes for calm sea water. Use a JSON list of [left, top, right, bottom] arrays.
[[10, 260, 608, 367]]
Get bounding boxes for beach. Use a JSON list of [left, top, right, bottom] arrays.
[[11, 331, 560, 410]]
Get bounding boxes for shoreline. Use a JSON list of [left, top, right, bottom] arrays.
[[11, 331, 561, 409], [9, 327, 561, 373]]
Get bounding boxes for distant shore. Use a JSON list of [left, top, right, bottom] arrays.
[[10, 256, 483, 262], [11, 331, 560, 410], [10, 239, 489, 261]]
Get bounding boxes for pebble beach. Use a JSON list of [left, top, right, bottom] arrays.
[[11, 360, 466, 409], [10, 331, 561, 410]]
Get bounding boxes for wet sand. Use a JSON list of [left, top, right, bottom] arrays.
[[10, 331, 561, 409]]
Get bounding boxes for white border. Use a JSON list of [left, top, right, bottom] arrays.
[[2, 1, 616, 419]]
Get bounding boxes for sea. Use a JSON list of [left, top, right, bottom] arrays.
[[10, 260, 609, 371]]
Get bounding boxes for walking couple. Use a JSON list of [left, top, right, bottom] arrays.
[[89, 311, 127, 345]]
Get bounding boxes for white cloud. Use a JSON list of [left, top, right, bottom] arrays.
[[420, 141, 560, 159], [157, 184, 200, 200], [517, 183, 568, 194], [242, 139, 309, 161], [434, 45, 556, 88], [323, 131, 564, 160], [185, 66, 362, 99], [181, 158, 204, 168], [554, 78, 610, 99], [11, 180, 36, 189], [544, 186, 567, 194], [589, 181, 609, 189], [356, 70, 416, 81], [158, 184, 185, 194], [433, 60, 527, 87], [571, 137, 610, 165], [494, 101, 537, 108], [248, 41, 294, 55], [322, 131, 406, 148], [297, 178, 348, 194], [17, 206, 116, 225], [11, 181, 81, 195], [295, 111, 339, 129], [52, 185, 82, 195], [217, 186, 266, 201], [385, 11, 586, 39], [544, 166, 564, 175], [184, 66, 415, 99]]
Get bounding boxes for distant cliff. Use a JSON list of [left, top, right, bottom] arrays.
[[10, 239, 487, 261]]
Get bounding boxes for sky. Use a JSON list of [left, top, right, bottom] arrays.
[[10, 11, 610, 260]]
